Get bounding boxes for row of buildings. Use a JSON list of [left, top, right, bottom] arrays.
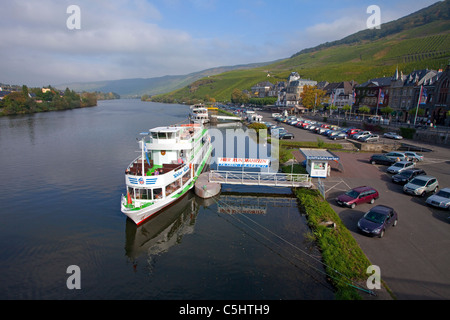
[[355, 64, 449, 125], [248, 63, 450, 126], [249, 72, 359, 111]]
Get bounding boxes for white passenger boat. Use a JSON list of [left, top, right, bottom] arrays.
[[189, 104, 209, 124], [121, 123, 212, 225]]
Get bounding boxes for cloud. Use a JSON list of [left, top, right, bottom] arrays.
[[0, 0, 441, 87], [0, 0, 196, 85]]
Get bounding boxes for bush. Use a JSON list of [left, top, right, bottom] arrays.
[[399, 127, 416, 139], [247, 122, 267, 131]]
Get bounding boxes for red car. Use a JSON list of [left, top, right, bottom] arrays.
[[347, 128, 362, 137], [335, 186, 379, 209]]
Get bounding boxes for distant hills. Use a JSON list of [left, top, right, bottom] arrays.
[[56, 61, 279, 98]]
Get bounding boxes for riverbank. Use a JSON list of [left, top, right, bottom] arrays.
[[0, 87, 98, 117]]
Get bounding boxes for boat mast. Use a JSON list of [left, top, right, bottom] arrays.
[[141, 136, 145, 177], [140, 132, 149, 178]]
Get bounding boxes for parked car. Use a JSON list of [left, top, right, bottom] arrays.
[[387, 161, 415, 174], [384, 151, 410, 162], [335, 186, 379, 209], [404, 151, 424, 162], [360, 134, 379, 143], [279, 132, 294, 140], [403, 175, 439, 197], [272, 129, 288, 138], [391, 168, 427, 185], [347, 128, 361, 136], [369, 154, 396, 166], [357, 205, 398, 238], [331, 132, 348, 140], [353, 131, 372, 140], [318, 127, 329, 134], [426, 187, 450, 210], [269, 126, 284, 134], [384, 132, 403, 140]]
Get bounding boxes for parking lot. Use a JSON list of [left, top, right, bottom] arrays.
[[260, 111, 450, 300]]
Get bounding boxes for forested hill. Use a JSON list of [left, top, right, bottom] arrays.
[[291, 0, 450, 57]]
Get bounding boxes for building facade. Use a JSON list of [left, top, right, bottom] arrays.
[[430, 63, 450, 125]]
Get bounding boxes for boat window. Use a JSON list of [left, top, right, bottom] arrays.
[[153, 188, 163, 200], [135, 188, 150, 200], [182, 169, 191, 185], [165, 179, 182, 197], [128, 187, 134, 198], [151, 132, 158, 139], [158, 132, 167, 139]]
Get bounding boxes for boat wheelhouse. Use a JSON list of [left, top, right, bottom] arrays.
[[189, 104, 209, 124], [121, 123, 212, 225]]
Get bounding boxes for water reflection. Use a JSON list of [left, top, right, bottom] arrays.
[[124, 191, 213, 265]]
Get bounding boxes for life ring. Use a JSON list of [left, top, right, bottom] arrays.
[[161, 150, 166, 156]]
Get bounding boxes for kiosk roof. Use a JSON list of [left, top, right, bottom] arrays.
[[300, 148, 340, 161]]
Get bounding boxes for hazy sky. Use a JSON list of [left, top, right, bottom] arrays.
[[0, 0, 441, 86]]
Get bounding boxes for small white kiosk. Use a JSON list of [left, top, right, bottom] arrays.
[[300, 148, 340, 178]]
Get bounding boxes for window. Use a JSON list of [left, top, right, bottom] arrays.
[[153, 188, 163, 200], [438, 79, 449, 103]]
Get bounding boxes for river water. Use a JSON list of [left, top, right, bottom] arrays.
[[0, 99, 334, 300]]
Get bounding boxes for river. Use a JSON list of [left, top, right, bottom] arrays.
[[0, 99, 334, 300]]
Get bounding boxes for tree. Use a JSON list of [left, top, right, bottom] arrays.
[[358, 106, 371, 121], [231, 88, 249, 104], [300, 85, 326, 110], [342, 104, 352, 118], [380, 106, 394, 117]]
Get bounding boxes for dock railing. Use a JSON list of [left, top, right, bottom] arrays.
[[208, 170, 312, 188]]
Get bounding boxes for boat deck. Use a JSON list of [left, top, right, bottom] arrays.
[[126, 160, 184, 176]]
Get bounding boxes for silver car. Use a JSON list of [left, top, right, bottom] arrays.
[[384, 151, 410, 162], [403, 175, 439, 197], [404, 151, 424, 162], [426, 188, 450, 210], [387, 161, 415, 174], [384, 132, 403, 140]]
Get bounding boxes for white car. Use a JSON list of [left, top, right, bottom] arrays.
[[384, 132, 403, 140], [387, 161, 415, 174], [426, 187, 450, 210]]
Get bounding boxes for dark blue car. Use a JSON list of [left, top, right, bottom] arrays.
[[357, 205, 398, 238]]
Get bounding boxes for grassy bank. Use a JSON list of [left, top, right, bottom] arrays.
[[280, 162, 376, 299], [293, 186, 373, 299]]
